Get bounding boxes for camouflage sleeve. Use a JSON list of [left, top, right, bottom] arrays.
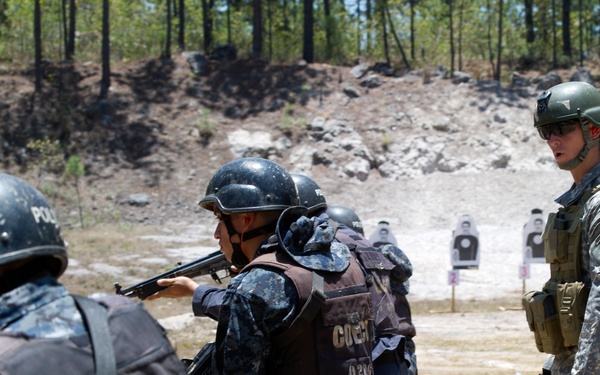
[[192, 286, 224, 320], [380, 244, 413, 295], [573, 193, 600, 373], [216, 267, 298, 374]]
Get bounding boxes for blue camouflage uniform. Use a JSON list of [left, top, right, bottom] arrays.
[[211, 211, 372, 375], [548, 163, 600, 374], [0, 275, 85, 338]]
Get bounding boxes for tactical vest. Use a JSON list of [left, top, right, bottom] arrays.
[[335, 229, 416, 340], [0, 294, 185, 374], [523, 186, 600, 355], [244, 250, 374, 375]]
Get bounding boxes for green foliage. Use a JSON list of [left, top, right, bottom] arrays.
[[0, 0, 597, 79], [26, 138, 64, 175], [65, 155, 84, 179], [197, 107, 214, 136], [280, 102, 307, 134]]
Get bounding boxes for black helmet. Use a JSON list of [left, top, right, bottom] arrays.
[[291, 174, 327, 214], [0, 173, 67, 278], [326, 205, 364, 235], [199, 158, 299, 214]]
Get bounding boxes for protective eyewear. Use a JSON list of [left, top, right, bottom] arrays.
[[538, 120, 579, 140]]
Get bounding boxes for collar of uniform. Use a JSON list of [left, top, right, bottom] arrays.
[[556, 163, 600, 207], [0, 276, 66, 330]]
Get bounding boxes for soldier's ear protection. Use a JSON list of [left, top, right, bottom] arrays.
[[591, 126, 600, 138]]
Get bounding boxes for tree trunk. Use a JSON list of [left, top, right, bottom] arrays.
[[409, 0, 416, 61], [178, 0, 185, 51], [227, 0, 232, 44], [486, 0, 496, 79], [34, 0, 42, 93], [268, 0, 272, 59], [578, 0, 583, 67], [165, 0, 172, 58], [202, 0, 213, 53], [495, 0, 503, 82], [68, 0, 76, 58], [551, 0, 557, 68], [366, 0, 372, 53], [303, 0, 314, 62], [100, 0, 110, 99], [448, 0, 454, 77], [525, 0, 534, 43], [380, 0, 389, 64], [324, 0, 332, 59], [252, 0, 263, 59], [458, 0, 463, 71], [355, 0, 361, 56], [562, 0, 571, 57], [385, 2, 410, 69], [62, 0, 68, 60]]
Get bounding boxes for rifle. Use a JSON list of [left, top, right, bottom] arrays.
[[182, 342, 215, 375], [114, 250, 231, 300]]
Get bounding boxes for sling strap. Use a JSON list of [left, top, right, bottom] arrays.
[[73, 295, 117, 375]]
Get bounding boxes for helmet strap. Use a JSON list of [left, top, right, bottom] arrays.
[[222, 216, 277, 268], [559, 119, 599, 170]]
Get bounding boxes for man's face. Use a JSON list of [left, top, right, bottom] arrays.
[[213, 209, 244, 263], [544, 122, 584, 167]]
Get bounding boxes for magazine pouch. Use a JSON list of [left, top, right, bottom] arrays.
[[557, 282, 588, 348], [522, 290, 565, 354]]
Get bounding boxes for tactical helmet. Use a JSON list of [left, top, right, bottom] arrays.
[[291, 174, 327, 214], [534, 81, 600, 170], [326, 205, 364, 235], [199, 158, 299, 214], [534, 81, 600, 128], [0, 173, 67, 278]]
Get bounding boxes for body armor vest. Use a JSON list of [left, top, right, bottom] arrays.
[[335, 229, 416, 339], [245, 250, 374, 375], [523, 186, 600, 354]]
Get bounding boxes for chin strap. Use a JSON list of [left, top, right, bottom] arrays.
[[222, 216, 277, 268], [559, 119, 599, 170]]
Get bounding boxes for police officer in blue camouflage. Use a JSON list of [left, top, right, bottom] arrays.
[[196, 158, 374, 374], [0, 173, 186, 374], [292, 173, 417, 375], [523, 81, 600, 374]]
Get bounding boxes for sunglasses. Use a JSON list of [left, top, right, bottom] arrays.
[[538, 120, 579, 140]]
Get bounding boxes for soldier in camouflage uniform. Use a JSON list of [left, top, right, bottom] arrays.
[[152, 158, 374, 374], [0, 173, 185, 374], [525, 81, 600, 374]]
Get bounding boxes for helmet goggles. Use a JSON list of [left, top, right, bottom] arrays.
[[537, 120, 579, 140]]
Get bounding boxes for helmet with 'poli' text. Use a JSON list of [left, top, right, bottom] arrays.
[[291, 173, 327, 215], [326, 205, 364, 236], [0, 173, 67, 278]]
